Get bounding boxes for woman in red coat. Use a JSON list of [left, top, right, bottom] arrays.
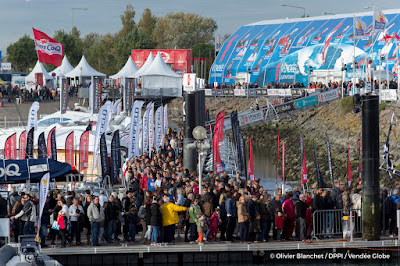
[[282, 192, 295, 240]]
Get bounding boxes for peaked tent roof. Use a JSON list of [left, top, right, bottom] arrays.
[[110, 56, 139, 79], [50, 56, 74, 77], [65, 55, 106, 78], [131, 53, 154, 78], [140, 52, 181, 78], [26, 61, 53, 81]]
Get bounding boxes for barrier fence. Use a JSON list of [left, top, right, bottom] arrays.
[[312, 209, 362, 240]]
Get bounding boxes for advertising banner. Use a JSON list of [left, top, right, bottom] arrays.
[[47, 127, 57, 160], [124, 78, 135, 113], [111, 130, 121, 185], [295, 95, 318, 109], [380, 89, 397, 101], [19, 131, 26, 160], [37, 132, 47, 159], [183, 73, 196, 91], [91, 77, 102, 113], [32, 28, 64, 67], [238, 110, 263, 126], [4, 134, 17, 160], [60, 78, 68, 114], [317, 89, 339, 103], [100, 133, 109, 179], [65, 131, 74, 167], [267, 89, 292, 96], [79, 130, 89, 172], [234, 89, 246, 96], [25, 128, 34, 159], [129, 101, 145, 159], [274, 101, 296, 114]]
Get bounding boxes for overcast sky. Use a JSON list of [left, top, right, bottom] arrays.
[[0, 0, 399, 57]]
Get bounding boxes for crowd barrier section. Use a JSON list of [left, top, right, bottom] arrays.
[[312, 209, 362, 240]]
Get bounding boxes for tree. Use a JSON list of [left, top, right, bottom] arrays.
[[192, 43, 215, 80], [119, 4, 136, 37], [153, 12, 217, 49], [6, 35, 36, 72], [138, 8, 157, 46], [53, 28, 82, 66]]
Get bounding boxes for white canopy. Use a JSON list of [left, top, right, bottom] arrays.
[[131, 53, 154, 78], [65, 55, 106, 78], [140, 53, 182, 97], [50, 56, 74, 78], [110, 56, 139, 79], [25, 61, 54, 82]]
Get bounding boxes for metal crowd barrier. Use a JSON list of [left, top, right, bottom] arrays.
[[312, 209, 362, 240]]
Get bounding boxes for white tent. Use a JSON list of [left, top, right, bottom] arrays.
[[65, 55, 106, 78], [110, 56, 139, 79], [25, 61, 54, 81], [50, 56, 74, 78], [131, 53, 154, 78], [140, 52, 182, 97]]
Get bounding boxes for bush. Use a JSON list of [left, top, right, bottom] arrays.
[[379, 102, 388, 112], [339, 96, 354, 114]]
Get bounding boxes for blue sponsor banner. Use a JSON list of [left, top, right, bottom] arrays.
[[295, 95, 318, 109], [210, 11, 400, 87]]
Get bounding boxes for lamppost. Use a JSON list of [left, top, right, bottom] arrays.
[[281, 4, 306, 18], [192, 126, 210, 195], [71, 8, 88, 29]]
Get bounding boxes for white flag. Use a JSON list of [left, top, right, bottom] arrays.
[[27, 101, 40, 132], [353, 16, 367, 39], [129, 100, 145, 159], [93, 101, 113, 169], [163, 104, 168, 135], [142, 109, 149, 154], [113, 99, 122, 114], [148, 103, 154, 158], [155, 106, 163, 149], [373, 8, 387, 32], [36, 172, 50, 241]]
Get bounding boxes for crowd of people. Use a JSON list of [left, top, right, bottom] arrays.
[[1, 129, 400, 248]]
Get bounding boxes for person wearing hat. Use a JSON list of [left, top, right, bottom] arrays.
[[161, 195, 187, 244]]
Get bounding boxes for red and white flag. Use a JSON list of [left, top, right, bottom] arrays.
[[32, 28, 64, 67], [5, 133, 17, 159], [65, 131, 74, 167]]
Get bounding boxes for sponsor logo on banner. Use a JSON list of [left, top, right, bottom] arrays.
[[238, 110, 263, 126], [267, 89, 292, 96], [30, 164, 48, 173], [35, 39, 63, 55], [234, 89, 246, 96], [295, 95, 318, 109], [183, 73, 196, 91], [129, 101, 145, 159], [274, 102, 295, 114], [0, 163, 21, 177], [318, 89, 339, 103], [1, 63, 11, 71], [380, 90, 397, 101], [204, 89, 212, 96]]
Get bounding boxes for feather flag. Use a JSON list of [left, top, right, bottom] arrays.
[[347, 143, 352, 186], [247, 138, 255, 182]]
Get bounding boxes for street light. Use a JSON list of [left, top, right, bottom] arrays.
[[71, 8, 88, 29], [322, 12, 335, 15], [281, 4, 306, 18], [192, 126, 210, 195]]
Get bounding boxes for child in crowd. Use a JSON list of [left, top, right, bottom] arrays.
[[196, 214, 206, 245], [274, 211, 286, 241], [127, 206, 138, 243], [206, 207, 220, 242]]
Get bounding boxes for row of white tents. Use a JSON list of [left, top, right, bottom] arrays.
[[25, 53, 182, 97]]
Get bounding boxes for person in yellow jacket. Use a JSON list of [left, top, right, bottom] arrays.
[[161, 196, 187, 243]]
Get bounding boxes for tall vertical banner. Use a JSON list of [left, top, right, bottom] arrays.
[[155, 106, 163, 149], [142, 108, 149, 155], [91, 77, 102, 114], [148, 103, 154, 158], [4, 133, 17, 159], [248, 138, 255, 182], [19, 131, 26, 159], [79, 130, 90, 172], [163, 104, 168, 134], [37, 132, 47, 159], [93, 101, 113, 169], [25, 128, 34, 159], [65, 131, 74, 166], [47, 127, 57, 160], [384, 112, 394, 181], [27, 101, 40, 132], [282, 140, 285, 192], [313, 141, 325, 188], [213, 110, 225, 173], [358, 136, 362, 188], [276, 133, 279, 187], [32, 28, 64, 67], [60, 78, 69, 114], [300, 133, 307, 187], [326, 134, 334, 184], [100, 133, 109, 179], [35, 172, 50, 243], [129, 100, 145, 159], [347, 143, 352, 186], [111, 130, 121, 185], [124, 78, 135, 113]]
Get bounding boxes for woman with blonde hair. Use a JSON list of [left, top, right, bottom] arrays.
[[237, 195, 250, 243]]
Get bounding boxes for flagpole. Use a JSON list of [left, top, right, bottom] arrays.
[[398, 39, 400, 102], [353, 35, 356, 95]]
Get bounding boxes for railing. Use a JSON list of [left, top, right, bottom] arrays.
[[312, 208, 362, 240], [203, 88, 321, 97]]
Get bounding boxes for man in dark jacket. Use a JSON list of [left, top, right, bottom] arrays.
[[122, 191, 133, 241], [247, 195, 258, 241], [295, 194, 307, 240], [0, 194, 7, 218], [313, 187, 324, 235], [150, 200, 162, 243], [104, 195, 119, 243]]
